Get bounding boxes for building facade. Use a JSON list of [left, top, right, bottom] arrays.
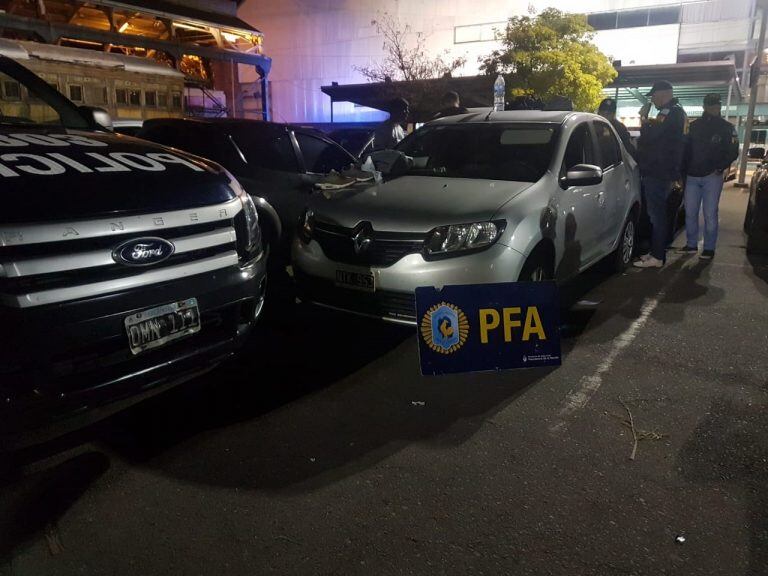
[[239, 0, 759, 123], [0, 0, 271, 119]]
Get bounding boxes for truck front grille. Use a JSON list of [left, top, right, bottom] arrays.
[[0, 199, 243, 308]]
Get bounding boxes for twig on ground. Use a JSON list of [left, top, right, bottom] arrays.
[[618, 397, 638, 461], [605, 411, 668, 442]]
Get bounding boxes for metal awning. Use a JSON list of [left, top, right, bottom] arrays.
[[89, 0, 261, 35], [322, 75, 497, 121], [604, 61, 743, 108], [0, 12, 271, 74]]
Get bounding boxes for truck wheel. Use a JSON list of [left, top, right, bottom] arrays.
[[611, 217, 635, 272]]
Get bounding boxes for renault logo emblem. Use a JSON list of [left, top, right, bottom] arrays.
[[352, 223, 373, 255]]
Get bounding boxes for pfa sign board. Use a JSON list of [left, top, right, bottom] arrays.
[[415, 282, 561, 376]]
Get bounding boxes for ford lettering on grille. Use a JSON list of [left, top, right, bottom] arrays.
[[113, 237, 175, 266]]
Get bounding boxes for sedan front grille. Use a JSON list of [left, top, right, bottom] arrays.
[[313, 222, 426, 268]]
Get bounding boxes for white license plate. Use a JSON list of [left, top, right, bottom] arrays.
[[335, 270, 375, 292], [124, 298, 201, 355]]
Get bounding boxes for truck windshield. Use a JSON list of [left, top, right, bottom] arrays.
[[397, 123, 557, 182], [0, 57, 90, 129]]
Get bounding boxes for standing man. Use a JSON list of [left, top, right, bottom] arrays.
[[634, 80, 687, 269], [372, 97, 409, 151], [679, 93, 739, 260], [432, 91, 469, 119], [597, 98, 636, 160]]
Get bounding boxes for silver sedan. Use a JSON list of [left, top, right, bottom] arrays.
[[292, 110, 641, 324]]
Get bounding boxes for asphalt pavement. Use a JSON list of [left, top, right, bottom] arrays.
[[1, 183, 767, 576]]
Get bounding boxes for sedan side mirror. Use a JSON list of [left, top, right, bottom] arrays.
[[560, 164, 603, 188]]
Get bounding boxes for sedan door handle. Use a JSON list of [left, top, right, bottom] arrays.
[[597, 191, 606, 207]]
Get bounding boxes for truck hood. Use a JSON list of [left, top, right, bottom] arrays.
[[0, 127, 235, 224], [309, 175, 533, 232]]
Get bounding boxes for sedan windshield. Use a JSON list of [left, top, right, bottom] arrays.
[[397, 122, 557, 182], [0, 57, 90, 129]]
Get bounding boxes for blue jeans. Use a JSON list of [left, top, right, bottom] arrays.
[[643, 176, 672, 261], [685, 173, 724, 251]]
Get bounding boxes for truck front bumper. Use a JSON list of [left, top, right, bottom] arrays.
[[0, 254, 266, 450]]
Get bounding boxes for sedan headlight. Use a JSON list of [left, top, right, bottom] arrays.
[[424, 220, 506, 259], [227, 171, 261, 259]]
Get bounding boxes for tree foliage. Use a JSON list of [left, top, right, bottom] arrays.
[[479, 8, 617, 111], [355, 13, 466, 82]]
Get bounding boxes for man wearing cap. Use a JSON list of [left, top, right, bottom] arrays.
[[678, 93, 739, 260], [598, 98, 636, 160], [634, 80, 687, 269]]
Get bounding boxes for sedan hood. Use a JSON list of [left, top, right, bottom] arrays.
[[0, 127, 234, 224], [310, 176, 533, 232]]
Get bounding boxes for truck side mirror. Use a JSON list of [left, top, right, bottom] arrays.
[[80, 105, 113, 131]]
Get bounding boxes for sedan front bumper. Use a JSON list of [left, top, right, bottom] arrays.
[[293, 238, 526, 324]]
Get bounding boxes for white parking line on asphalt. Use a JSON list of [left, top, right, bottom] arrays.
[[549, 294, 663, 435]]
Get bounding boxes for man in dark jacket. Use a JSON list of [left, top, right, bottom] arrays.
[[679, 93, 739, 260], [597, 98, 636, 160], [634, 80, 687, 269]]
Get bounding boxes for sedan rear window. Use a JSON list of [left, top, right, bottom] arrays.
[[397, 123, 557, 182]]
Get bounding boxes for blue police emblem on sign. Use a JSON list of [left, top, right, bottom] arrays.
[[420, 302, 469, 355], [416, 283, 561, 375]]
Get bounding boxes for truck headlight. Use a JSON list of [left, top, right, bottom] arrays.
[[227, 171, 261, 259], [424, 220, 506, 260]]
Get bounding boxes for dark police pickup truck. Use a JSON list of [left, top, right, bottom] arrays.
[[0, 55, 266, 448]]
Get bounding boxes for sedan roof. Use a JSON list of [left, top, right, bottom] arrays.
[[431, 110, 576, 124]]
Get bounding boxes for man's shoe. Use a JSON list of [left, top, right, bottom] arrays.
[[678, 245, 698, 254], [633, 256, 664, 269], [700, 250, 715, 260], [639, 253, 653, 262]]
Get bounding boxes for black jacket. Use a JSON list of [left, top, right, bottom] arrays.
[[684, 113, 740, 177], [637, 98, 687, 180]]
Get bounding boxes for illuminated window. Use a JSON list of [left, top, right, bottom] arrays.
[[454, 22, 505, 44], [116, 88, 127, 105], [145, 90, 157, 107], [158, 92, 168, 107], [129, 89, 141, 106]]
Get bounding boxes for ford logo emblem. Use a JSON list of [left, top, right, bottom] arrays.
[[112, 237, 175, 266]]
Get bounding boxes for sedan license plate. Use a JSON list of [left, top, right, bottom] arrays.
[[335, 270, 375, 292], [125, 298, 201, 355]]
